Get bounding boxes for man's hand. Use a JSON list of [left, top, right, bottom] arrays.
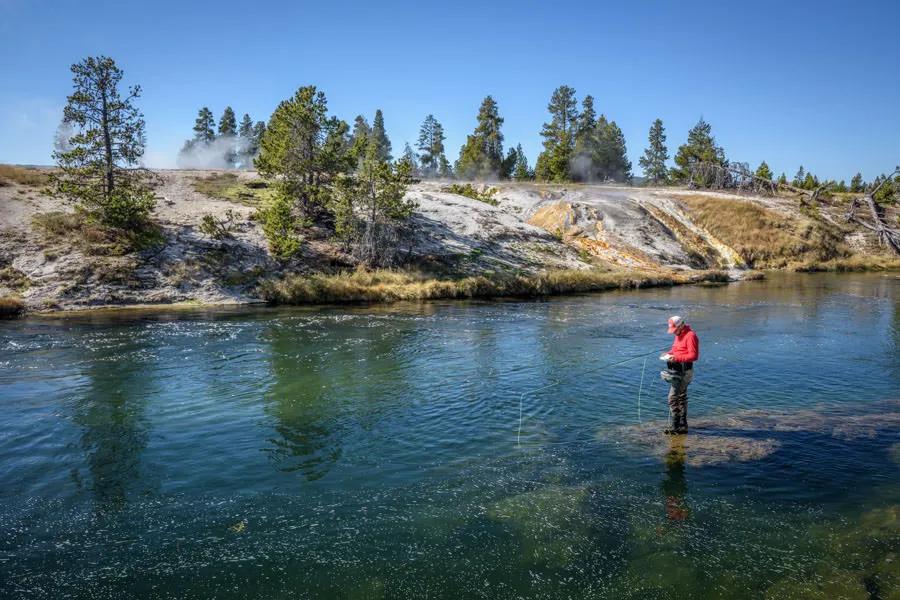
[[660, 353, 674, 361]]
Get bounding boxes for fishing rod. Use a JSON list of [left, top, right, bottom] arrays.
[[517, 346, 670, 446]]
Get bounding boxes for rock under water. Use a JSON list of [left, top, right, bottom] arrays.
[[601, 402, 900, 467]]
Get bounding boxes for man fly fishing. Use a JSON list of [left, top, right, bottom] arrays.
[[660, 316, 699, 435]]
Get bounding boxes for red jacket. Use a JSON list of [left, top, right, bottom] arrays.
[[669, 325, 699, 363]]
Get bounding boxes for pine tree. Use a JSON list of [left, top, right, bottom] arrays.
[[671, 118, 727, 184], [252, 121, 266, 166], [802, 172, 818, 190], [193, 107, 216, 143], [255, 85, 349, 256], [754, 161, 773, 181], [571, 95, 597, 181], [793, 166, 806, 187], [50, 55, 154, 229], [777, 173, 788, 185], [513, 144, 531, 181], [594, 120, 631, 182], [575, 95, 596, 142], [237, 113, 256, 168], [535, 85, 578, 182], [370, 109, 392, 163], [456, 96, 505, 179], [348, 115, 371, 166], [850, 172, 864, 192], [238, 113, 253, 138], [332, 139, 416, 266], [218, 106, 237, 137], [500, 147, 518, 180], [638, 118, 669, 185], [400, 142, 420, 177], [438, 155, 453, 179], [416, 114, 447, 178]]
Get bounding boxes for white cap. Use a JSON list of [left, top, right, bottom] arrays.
[[667, 315, 685, 333]]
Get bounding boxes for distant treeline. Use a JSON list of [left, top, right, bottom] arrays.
[[178, 85, 881, 192]]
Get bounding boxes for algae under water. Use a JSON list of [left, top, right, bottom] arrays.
[[0, 273, 898, 598]]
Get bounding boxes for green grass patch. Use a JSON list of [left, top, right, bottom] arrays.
[[442, 183, 499, 206], [192, 173, 274, 206]]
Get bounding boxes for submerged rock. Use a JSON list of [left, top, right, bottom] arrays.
[[603, 403, 900, 466], [600, 421, 781, 466]]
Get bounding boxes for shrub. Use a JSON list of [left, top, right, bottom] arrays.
[[32, 210, 163, 255], [258, 191, 303, 259], [198, 209, 240, 240], [0, 267, 30, 291], [442, 183, 499, 206]]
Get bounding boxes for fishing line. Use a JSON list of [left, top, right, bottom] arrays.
[[517, 346, 669, 447], [638, 357, 647, 424]]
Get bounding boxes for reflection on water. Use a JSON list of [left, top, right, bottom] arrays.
[[262, 320, 346, 481], [0, 273, 897, 598], [73, 342, 153, 511], [662, 436, 689, 522]]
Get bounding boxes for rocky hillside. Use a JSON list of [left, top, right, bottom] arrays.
[[0, 167, 896, 313]]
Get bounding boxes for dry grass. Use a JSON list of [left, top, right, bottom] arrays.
[[32, 211, 164, 255], [0, 164, 50, 187], [793, 255, 900, 272], [259, 267, 728, 305], [678, 195, 849, 269], [192, 173, 274, 206], [0, 295, 25, 317]]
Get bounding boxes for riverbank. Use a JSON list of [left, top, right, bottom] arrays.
[[1, 167, 897, 315], [256, 267, 734, 305]]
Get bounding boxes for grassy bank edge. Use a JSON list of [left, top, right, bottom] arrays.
[[257, 267, 741, 306]]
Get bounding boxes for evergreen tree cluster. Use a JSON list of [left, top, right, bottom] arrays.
[[255, 87, 415, 264], [399, 100, 529, 181], [178, 106, 266, 169], [534, 86, 631, 183]]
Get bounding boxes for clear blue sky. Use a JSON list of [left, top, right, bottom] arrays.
[[1, 0, 898, 181]]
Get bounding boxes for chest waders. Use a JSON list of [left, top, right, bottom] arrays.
[[661, 361, 692, 434]]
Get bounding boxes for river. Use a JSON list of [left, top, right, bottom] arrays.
[[1, 273, 898, 598]]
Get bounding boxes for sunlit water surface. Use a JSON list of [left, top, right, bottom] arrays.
[[1, 273, 898, 599]]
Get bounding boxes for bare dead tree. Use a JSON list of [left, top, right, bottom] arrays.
[[688, 161, 779, 195], [690, 161, 899, 254], [846, 168, 900, 254]]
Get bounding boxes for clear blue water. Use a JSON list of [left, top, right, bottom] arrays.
[[1, 273, 898, 598]]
